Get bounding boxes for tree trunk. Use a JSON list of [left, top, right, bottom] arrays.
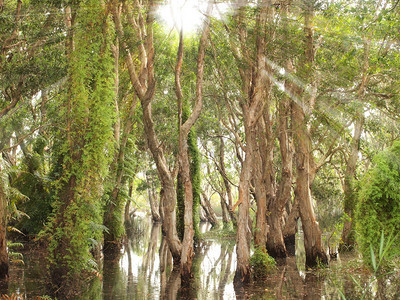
[[201, 191, 219, 228], [179, 137, 195, 282], [234, 123, 255, 285], [233, 0, 269, 284], [199, 207, 207, 222], [254, 104, 274, 250], [142, 101, 181, 263], [0, 163, 8, 279], [282, 198, 298, 256], [146, 172, 161, 223], [113, 0, 183, 264], [292, 103, 328, 267], [266, 95, 292, 259], [253, 135, 268, 249], [218, 137, 237, 226], [219, 192, 230, 226]]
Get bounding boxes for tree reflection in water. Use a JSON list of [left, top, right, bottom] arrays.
[[5, 216, 400, 299]]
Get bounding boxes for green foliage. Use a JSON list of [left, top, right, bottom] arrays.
[[312, 166, 343, 231], [7, 241, 24, 265], [250, 247, 276, 279], [355, 141, 400, 268], [44, 0, 116, 290]]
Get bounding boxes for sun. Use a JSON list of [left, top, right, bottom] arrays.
[[156, 0, 209, 33]]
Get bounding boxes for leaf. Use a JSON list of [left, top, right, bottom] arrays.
[[370, 245, 377, 271], [7, 226, 25, 236], [379, 231, 384, 260]]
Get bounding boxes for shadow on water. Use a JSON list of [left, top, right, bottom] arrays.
[[2, 216, 400, 299]]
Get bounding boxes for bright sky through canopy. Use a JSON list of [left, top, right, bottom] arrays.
[[156, 0, 229, 33]]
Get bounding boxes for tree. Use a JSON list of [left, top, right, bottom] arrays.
[[46, 1, 115, 295]]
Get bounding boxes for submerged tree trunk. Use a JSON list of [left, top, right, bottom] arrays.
[[253, 120, 269, 249], [104, 76, 138, 256], [282, 198, 298, 256]]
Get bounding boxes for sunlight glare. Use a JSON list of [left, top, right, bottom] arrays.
[[157, 0, 230, 33], [157, 0, 207, 33]]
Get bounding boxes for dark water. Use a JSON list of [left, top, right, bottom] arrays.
[[1, 216, 399, 299]]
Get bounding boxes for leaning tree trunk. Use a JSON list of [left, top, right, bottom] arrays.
[[218, 192, 230, 226], [142, 102, 182, 264], [0, 164, 8, 279], [201, 191, 219, 228]]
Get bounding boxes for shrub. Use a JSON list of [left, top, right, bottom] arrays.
[[355, 141, 400, 269], [250, 247, 276, 278]]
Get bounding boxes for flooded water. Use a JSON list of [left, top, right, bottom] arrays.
[[1, 216, 399, 299]]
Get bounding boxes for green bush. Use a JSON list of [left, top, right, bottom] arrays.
[[355, 141, 400, 268], [250, 247, 276, 278]]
